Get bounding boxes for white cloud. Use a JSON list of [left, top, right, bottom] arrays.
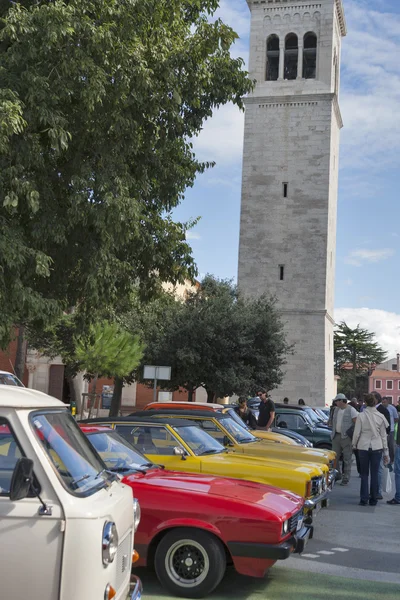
[[344, 248, 394, 267], [186, 231, 201, 241], [193, 103, 245, 165], [335, 307, 400, 357]]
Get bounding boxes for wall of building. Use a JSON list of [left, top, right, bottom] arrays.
[[369, 371, 400, 405]]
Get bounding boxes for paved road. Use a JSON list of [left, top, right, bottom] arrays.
[[135, 466, 400, 600]]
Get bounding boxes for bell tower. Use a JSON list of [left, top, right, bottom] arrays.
[[238, 0, 346, 404]]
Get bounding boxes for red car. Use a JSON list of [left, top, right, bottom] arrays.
[[80, 425, 313, 598]]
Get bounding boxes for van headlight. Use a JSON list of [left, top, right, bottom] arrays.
[[282, 520, 289, 535], [102, 522, 118, 566], [133, 498, 141, 532]]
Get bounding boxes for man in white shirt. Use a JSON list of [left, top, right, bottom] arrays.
[[331, 394, 358, 485], [382, 397, 399, 465]]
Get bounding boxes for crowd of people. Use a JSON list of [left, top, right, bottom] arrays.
[[235, 390, 400, 508]]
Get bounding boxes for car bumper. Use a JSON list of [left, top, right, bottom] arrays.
[[227, 524, 313, 561], [304, 489, 329, 513], [127, 576, 142, 600], [329, 469, 339, 487]]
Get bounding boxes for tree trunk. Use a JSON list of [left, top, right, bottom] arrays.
[[110, 377, 123, 417], [87, 375, 98, 419], [14, 326, 27, 381], [206, 390, 215, 404], [187, 387, 194, 402], [67, 375, 80, 411]]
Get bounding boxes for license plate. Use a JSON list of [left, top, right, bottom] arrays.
[[297, 517, 304, 531]]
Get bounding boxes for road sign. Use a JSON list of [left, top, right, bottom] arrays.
[[143, 365, 172, 402]]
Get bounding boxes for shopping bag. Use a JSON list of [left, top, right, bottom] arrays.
[[382, 466, 392, 495]]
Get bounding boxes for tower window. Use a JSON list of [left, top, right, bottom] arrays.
[[303, 32, 317, 79], [266, 35, 280, 81], [284, 34, 298, 80], [283, 183, 288, 197], [279, 265, 285, 281]]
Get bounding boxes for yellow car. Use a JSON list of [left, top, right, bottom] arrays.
[[137, 409, 337, 485], [85, 416, 330, 513]]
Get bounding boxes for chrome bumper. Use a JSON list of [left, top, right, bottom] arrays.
[[328, 469, 339, 488], [304, 489, 329, 512], [129, 576, 142, 600]]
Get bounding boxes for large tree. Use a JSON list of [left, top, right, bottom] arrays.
[[334, 322, 387, 398], [140, 276, 291, 401], [0, 0, 252, 345]]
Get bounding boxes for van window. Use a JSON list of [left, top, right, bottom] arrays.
[[0, 420, 23, 495], [31, 411, 111, 497]]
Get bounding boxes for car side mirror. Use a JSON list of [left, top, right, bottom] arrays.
[[173, 446, 186, 460], [10, 457, 34, 501]]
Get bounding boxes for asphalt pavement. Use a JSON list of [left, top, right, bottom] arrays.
[[135, 465, 400, 600]]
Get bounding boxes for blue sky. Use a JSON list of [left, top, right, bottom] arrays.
[[174, 0, 400, 356]]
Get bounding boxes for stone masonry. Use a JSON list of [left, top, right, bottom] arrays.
[[238, 0, 346, 405]]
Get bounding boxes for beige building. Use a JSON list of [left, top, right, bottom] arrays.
[[238, 0, 346, 404]]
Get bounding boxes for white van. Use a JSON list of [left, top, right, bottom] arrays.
[[0, 386, 142, 600]]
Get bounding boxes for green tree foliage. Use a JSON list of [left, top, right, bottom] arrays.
[[140, 276, 291, 401], [0, 0, 252, 345], [334, 322, 387, 398], [75, 320, 143, 411]]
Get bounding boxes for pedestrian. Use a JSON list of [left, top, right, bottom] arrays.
[[257, 390, 275, 431], [283, 397, 289, 405], [381, 397, 399, 466], [330, 394, 358, 486], [387, 404, 400, 506], [353, 394, 389, 506], [235, 397, 258, 429], [372, 392, 391, 497], [328, 399, 338, 426], [349, 398, 360, 411], [298, 398, 305, 406]]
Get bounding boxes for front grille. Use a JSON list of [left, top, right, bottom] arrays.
[[329, 459, 335, 469], [311, 476, 323, 497], [288, 509, 303, 533], [116, 530, 133, 592]]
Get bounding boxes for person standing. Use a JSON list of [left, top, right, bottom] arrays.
[[330, 394, 358, 486], [382, 397, 399, 466], [235, 397, 258, 429], [257, 390, 275, 431], [298, 398, 305, 406], [387, 405, 400, 506], [353, 394, 389, 506], [372, 392, 391, 498], [283, 397, 289, 405]]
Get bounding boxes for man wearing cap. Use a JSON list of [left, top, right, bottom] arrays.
[[331, 394, 358, 485]]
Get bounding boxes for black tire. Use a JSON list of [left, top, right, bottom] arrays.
[[154, 528, 226, 598]]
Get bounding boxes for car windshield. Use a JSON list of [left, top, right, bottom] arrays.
[[226, 408, 252, 431], [221, 417, 256, 443], [314, 408, 328, 422], [305, 408, 322, 424], [31, 410, 112, 496], [0, 373, 24, 387], [174, 425, 225, 456], [87, 430, 153, 473]]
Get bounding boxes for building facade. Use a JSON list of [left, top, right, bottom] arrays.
[[238, 0, 346, 404], [369, 355, 400, 406]]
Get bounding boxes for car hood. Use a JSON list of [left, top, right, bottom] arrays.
[[246, 440, 334, 462], [206, 450, 327, 476], [123, 468, 303, 516]]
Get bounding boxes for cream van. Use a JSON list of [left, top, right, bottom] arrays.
[[0, 386, 142, 600]]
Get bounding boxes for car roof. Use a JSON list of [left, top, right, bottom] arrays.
[[130, 409, 229, 420], [275, 404, 309, 411], [82, 416, 198, 428], [144, 401, 223, 411], [0, 385, 64, 409]]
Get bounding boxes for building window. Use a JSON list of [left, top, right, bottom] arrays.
[[283, 182, 288, 197], [303, 32, 317, 79], [387, 380, 393, 390], [284, 33, 298, 80], [375, 380, 382, 390], [279, 265, 285, 281], [266, 35, 280, 81], [392, 364, 397, 371]]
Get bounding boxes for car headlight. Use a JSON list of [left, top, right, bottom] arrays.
[[282, 520, 289, 535], [133, 498, 141, 532], [102, 522, 118, 566]]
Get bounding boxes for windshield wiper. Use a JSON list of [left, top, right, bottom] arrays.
[[71, 473, 91, 487], [200, 449, 223, 455]]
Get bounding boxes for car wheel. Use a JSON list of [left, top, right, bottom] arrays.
[[154, 528, 226, 598]]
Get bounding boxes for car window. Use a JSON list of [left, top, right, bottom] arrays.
[[277, 413, 306, 430], [0, 373, 24, 387], [121, 425, 183, 456], [0, 420, 23, 495], [196, 420, 226, 443]]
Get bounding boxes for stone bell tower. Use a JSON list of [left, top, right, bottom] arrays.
[[238, 0, 346, 405]]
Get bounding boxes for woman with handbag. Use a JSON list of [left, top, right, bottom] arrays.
[[352, 394, 389, 506]]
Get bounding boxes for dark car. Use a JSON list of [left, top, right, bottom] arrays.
[[273, 405, 332, 449]]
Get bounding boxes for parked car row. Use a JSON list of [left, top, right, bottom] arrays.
[[0, 386, 337, 600]]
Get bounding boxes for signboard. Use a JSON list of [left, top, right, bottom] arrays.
[[143, 366, 171, 381]]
